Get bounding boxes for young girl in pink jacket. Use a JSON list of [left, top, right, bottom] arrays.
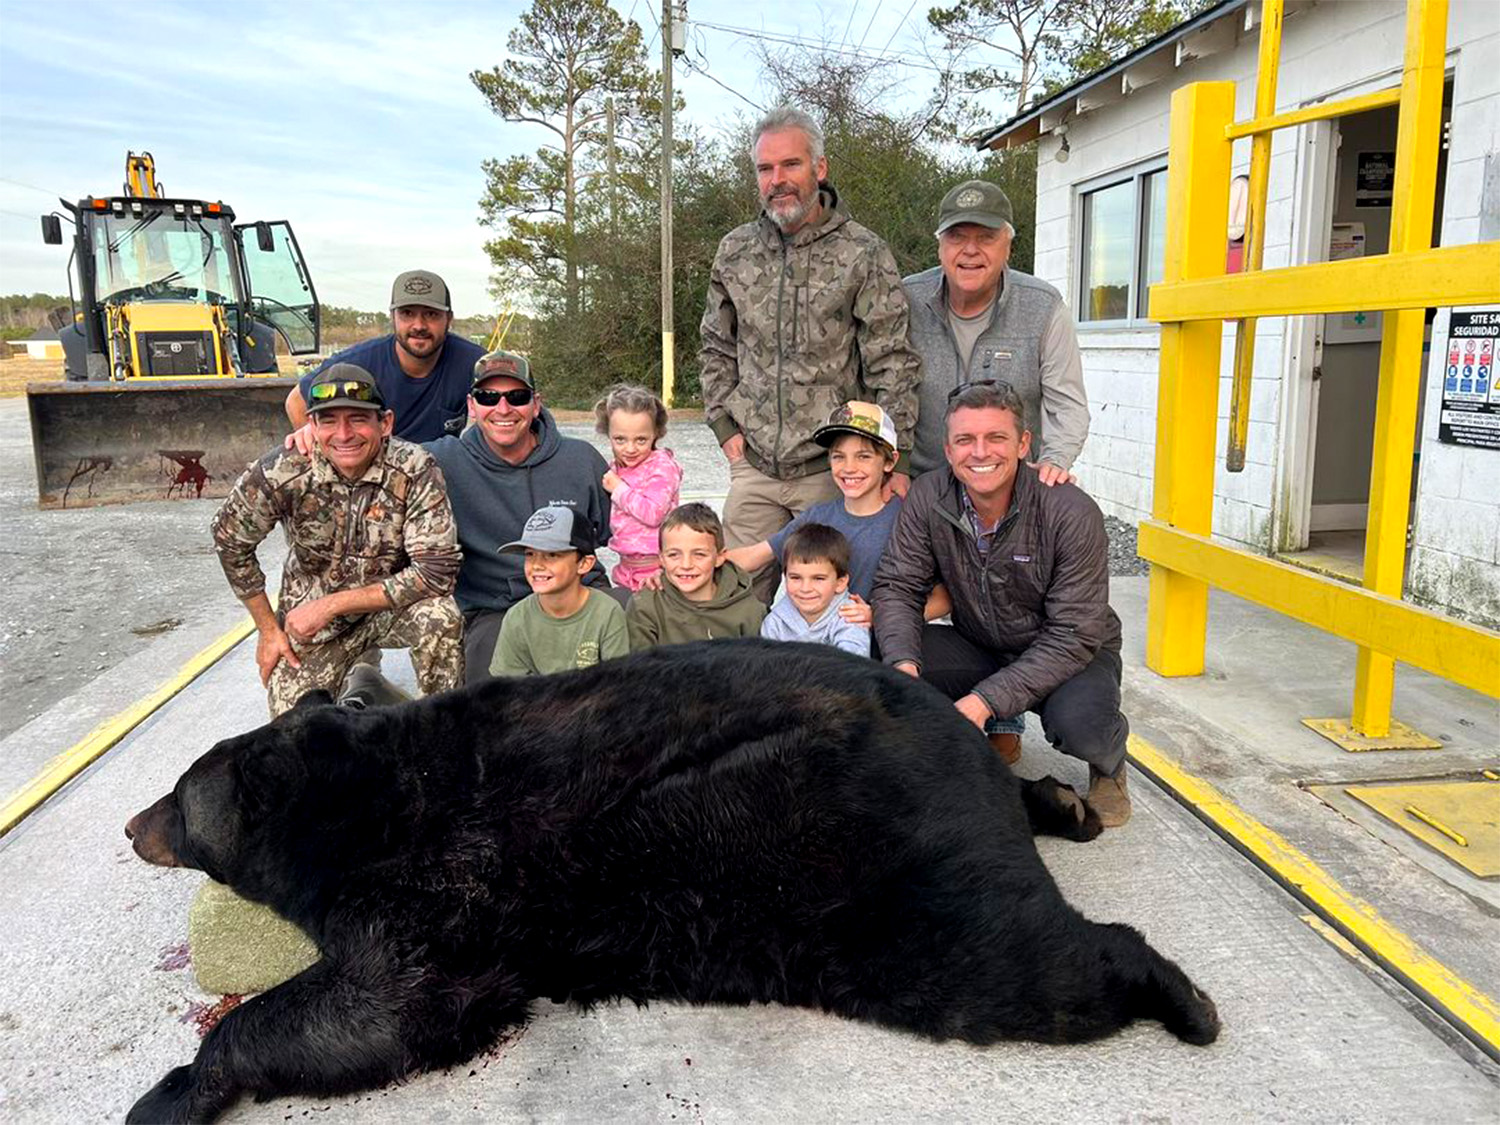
[[595, 384, 684, 591]]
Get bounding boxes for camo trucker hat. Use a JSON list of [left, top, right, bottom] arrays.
[[390, 269, 451, 311], [935, 179, 1014, 235], [306, 363, 386, 413], [472, 348, 535, 390], [500, 505, 598, 556], [813, 400, 898, 452]]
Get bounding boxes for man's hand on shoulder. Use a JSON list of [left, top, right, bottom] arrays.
[[720, 434, 745, 464], [1032, 461, 1076, 487], [883, 471, 911, 501], [284, 423, 317, 458]]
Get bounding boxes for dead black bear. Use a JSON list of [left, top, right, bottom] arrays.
[[125, 639, 1218, 1122]]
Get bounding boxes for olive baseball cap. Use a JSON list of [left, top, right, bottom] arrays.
[[813, 400, 897, 452], [472, 348, 535, 389], [305, 363, 385, 413], [935, 180, 1014, 235], [500, 505, 598, 556], [390, 269, 451, 311]]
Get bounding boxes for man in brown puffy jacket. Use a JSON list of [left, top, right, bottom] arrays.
[[871, 381, 1131, 827]]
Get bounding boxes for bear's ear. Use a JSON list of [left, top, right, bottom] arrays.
[[235, 741, 307, 816], [292, 689, 336, 712]]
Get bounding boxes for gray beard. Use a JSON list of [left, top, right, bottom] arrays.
[[765, 192, 817, 233]]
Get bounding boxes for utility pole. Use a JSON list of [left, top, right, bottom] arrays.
[[660, 0, 680, 406], [605, 97, 618, 239]]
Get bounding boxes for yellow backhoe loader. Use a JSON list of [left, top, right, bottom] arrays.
[[28, 152, 321, 508]]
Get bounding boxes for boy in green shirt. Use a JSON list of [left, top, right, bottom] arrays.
[[491, 506, 629, 676], [626, 503, 767, 649]]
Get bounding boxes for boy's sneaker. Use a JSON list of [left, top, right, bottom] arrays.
[[987, 732, 1022, 765], [1087, 765, 1131, 827]]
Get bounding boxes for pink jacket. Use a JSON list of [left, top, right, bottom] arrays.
[[609, 447, 683, 559]]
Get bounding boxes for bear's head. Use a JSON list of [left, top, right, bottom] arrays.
[[124, 690, 376, 900]]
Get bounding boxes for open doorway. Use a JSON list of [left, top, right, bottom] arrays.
[[1279, 79, 1452, 581]]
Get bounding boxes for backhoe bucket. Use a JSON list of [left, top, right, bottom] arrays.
[[27, 378, 300, 509]]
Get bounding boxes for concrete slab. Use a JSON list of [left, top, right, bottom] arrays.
[[3, 642, 1497, 1122], [1114, 577, 1500, 1006]]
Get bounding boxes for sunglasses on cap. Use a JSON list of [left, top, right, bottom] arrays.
[[309, 379, 383, 405], [472, 386, 535, 408], [946, 377, 1016, 402]]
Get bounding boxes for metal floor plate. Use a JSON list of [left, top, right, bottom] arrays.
[[1342, 776, 1500, 878]]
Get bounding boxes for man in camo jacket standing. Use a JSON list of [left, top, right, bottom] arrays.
[[700, 105, 922, 603], [212, 363, 464, 716]]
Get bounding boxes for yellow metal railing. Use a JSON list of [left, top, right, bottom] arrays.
[[1143, 0, 1500, 743]]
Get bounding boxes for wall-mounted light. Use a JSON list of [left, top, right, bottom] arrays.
[[1055, 122, 1071, 165]]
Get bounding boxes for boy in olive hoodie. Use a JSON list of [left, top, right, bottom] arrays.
[[626, 503, 767, 649]]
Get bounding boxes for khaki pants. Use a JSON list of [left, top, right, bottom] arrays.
[[267, 596, 464, 717], [722, 458, 840, 604]]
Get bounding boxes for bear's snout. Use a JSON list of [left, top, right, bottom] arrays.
[[125, 793, 185, 868]]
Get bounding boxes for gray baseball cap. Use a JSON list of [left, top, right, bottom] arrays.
[[390, 269, 451, 311], [472, 348, 535, 389], [305, 362, 386, 413], [500, 505, 598, 556], [935, 180, 1014, 235]]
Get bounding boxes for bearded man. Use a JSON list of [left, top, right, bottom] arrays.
[[699, 106, 921, 603]]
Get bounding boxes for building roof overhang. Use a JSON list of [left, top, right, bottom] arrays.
[[972, 0, 1312, 150]]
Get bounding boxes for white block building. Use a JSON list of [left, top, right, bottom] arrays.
[[977, 0, 1499, 628]]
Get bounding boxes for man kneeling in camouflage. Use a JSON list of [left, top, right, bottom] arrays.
[[213, 363, 464, 716]]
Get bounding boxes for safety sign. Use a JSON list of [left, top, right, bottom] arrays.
[[1438, 307, 1500, 450]]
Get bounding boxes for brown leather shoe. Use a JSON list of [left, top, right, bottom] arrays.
[[988, 732, 1022, 766], [1087, 765, 1132, 827]]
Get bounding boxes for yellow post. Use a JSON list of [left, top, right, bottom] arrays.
[[1226, 0, 1282, 473], [1146, 81, 1236, 677], [1350, 0, 1448, 736]]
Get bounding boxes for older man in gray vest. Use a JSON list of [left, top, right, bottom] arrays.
[[903, 180, 1090, 484]]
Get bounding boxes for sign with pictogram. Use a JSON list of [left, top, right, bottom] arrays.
[[1437, 307, 1500, 450]]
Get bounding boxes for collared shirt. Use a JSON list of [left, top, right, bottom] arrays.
[[959, 487, 1006, 559]]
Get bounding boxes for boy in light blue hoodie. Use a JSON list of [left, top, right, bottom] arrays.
[[760, 524, 870, 657]]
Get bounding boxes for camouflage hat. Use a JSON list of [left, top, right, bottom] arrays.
[[306, 363, 385, 413], [935, 180, 1014, 235], [390, 269, 451, 311], [813, 400, 897, 452], [472, 348, 534, 389], [500, 505, 597, 556]]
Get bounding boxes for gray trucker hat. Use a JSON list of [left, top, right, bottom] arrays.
[[935, 180, 1014, 235], [500, 505, 598, 556], [390, 269, 451, 311]]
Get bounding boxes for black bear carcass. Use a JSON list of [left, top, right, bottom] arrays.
[[124, 639, 1218, 1123]]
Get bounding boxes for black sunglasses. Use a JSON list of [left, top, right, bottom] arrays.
[[946, 377, 1016, 402], [472, 387, 535, 408]]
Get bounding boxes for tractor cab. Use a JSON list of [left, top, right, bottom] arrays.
[[41, 193, 320, 381]]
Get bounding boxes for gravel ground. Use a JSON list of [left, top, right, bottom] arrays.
[[0, 394, 1144, 743]]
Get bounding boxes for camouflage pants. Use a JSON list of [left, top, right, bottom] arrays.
[[266, 596, 464, 717]]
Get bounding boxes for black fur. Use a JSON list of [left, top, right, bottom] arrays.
[[124, 640, 1217, 1123]]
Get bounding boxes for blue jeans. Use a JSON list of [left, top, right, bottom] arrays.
[[985, 713, 1026, 736]]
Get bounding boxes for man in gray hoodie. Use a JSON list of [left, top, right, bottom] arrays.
[[425, 350, 614, 683]]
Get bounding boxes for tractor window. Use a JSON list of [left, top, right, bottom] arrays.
[[237, 221, 320, 355], [89, 210, 238, 307]]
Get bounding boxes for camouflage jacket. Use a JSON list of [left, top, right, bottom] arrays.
[[699, 185, 922, 478], [212, 438, 461, 644]]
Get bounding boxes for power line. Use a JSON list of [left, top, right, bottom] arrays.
[[691, 19, 958, 75], [855, 0, 886, 53], [879, 0, 922, 58], [681, 57, 765, 112]]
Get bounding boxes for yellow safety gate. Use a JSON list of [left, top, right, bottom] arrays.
[[1142, 0, 1500, 744]]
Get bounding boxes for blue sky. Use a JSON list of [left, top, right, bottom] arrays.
[[0, 0, 960, 316]]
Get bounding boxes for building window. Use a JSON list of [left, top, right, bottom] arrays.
[[1077, 162, 1168, 325]]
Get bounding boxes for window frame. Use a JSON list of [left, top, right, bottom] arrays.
[[1073, 157, 1169, 330]]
